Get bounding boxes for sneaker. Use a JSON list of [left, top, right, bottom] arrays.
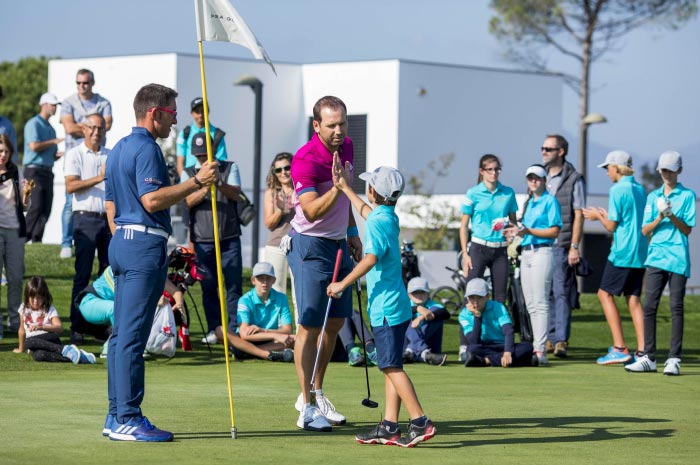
[[545, 340, 554, 353], [100, 340, 109, 359], [294, 393, 304, 412], [201, 331, 218, 344], [423, 351, 447, 366], [663, 357, 681, 376], [79, 349, 96, 364], [366, 347, 378, 366], [459, 347, 467, 363], [70, 331, 84, 345], [403, 349, 416, 363], [396, 419, 437, 448], [530, 353, 539, 367], [60, 247, 72, 259], [62, 344, 81, 364], [268, 348, 294, 362], [625, 354, 657, 372], [464, 351, 485, 367], [296, 404, 332, 432], [103, 414, 116, 436], [356, 423, 401, 445], [109, 416, 173, 442], [535, 351, 549, 366], [316, 394, 346, 425], [553, 341, 568, 358], [348, 346, 365, 366], [1, 274, 6, 285], [596, 347, 631, 365]]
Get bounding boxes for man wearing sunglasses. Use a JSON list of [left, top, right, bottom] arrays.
[[541, 134, 586, 359], [175, 97, 228, 175]]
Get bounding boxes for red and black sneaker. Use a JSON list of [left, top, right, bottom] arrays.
[[355, 423, 401, 445], [396, 419, 436, 448]]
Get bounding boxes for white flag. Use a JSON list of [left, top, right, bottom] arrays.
[[194, 0, 276, 74]]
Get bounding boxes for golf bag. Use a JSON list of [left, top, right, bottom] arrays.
[[401, 240, 420, 288], [507, 256, 533, 342]]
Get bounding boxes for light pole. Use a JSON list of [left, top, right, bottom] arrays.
[[234, 74, 263, 265], [578, 112, 608, 184]]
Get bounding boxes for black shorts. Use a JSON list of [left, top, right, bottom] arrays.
[[599, 260, 645, 297]]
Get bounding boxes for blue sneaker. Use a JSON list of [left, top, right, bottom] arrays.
[[103, 414, 116, 436], [348, 346, 365, 366], [61, 344, 81, 364], [366, 347, 378, 366], [596, 347, 631, 365], [109, 416, 173, 442], [79, 349, 96, 364]]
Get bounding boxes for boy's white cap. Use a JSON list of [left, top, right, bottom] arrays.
[[252, 262, 275, 278], [525, 164, 547, 178], [39, 92, 60, 105], [359, 166, 405, 201], [657, 150, 682, 172], [464, 278, 489, 298], [597, 150, 631, 169], [407, 277, 430, 294]]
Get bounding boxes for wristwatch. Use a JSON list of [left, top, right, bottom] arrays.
[[571, 243, 579, 250], [193, 176, 203, 188]]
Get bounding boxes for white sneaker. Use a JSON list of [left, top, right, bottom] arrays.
[[316, 395, 346, 425], [201, 331, 218, 344], [60, 247, 72, 259], [294, 393, 304, 412], [624, 354, 657, 372], [296, 404, 332, 432], [663, 357, 681, 376]]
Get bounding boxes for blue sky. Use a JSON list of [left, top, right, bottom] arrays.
[[2, 0, 698, 193]]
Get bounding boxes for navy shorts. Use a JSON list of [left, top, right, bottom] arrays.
[[599, 260, 645, 297], [287, 232, 353, 327], [372, 319, 410, 370]]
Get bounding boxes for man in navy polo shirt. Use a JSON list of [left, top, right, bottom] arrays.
[[103, 83, 218, 442]]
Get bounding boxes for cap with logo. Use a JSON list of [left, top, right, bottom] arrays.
[[358, 166, 405, 202], [252, 262, 276, 278], [407, 277, 430, 294], [191, 97, 205, 111], [464, 278, 489, 298], [597, 150, 631, 169], [657, 150, 682, 172], [191, 132, 208, 156], [39, 93, 60, 105]]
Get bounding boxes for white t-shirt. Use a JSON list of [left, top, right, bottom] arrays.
[[18, 304, 59, 339], [64, 142, 110, 212]]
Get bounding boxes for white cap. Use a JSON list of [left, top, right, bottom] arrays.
[[252, 262, 275, 278], [359, 166, 405, 202], [597, 150, 631, 169], [657, 150, 682, 172], [39, 93, 60, 105], [525, 164, 547, 178], [407, 277, 430, 294], [465, 278, 489, 298]]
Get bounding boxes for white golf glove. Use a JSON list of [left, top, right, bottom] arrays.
[[656, 197, 672, 217]]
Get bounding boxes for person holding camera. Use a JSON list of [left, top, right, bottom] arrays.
[[180, 132, 242, 345]]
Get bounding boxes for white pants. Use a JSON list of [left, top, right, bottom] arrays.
[[264, 245, 298, 327], [520, 247, 554, 353]]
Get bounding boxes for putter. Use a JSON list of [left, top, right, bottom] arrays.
[[354, 276, 379, 409], [309, 248, 343, 406]]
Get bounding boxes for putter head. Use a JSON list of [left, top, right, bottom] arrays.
[[362, 398, 379, 409]]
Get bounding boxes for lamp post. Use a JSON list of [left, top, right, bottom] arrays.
[[578, 112, 608, 185], [234, 74, 263, 265]]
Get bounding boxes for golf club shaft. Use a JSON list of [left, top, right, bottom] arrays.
[[355, 279, 372, 400]]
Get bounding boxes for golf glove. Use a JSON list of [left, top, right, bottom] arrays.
[[656, 197, 672, 217]]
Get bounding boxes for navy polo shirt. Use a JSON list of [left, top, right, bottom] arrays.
[[105, 127, 172, 235]]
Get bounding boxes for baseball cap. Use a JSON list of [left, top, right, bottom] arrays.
[[464, 278, 489, 298], [191, 132, 208, 156], [525, 164, 547, 178], [252, 262, 275, 278], [359, 166, 405, 202], [407, 277, 430, 294], [597, 150, 631, 169], [39, 93, 60, 105], [657, 150, 682, 172], [191, 97, 205, 111]]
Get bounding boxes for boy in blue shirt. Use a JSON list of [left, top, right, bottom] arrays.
[[327, 163, 436, 448], [584, 151, 647, 365], [626, 151, 695, 375], [459, 278, 535, 368], [403, 277, 449, 366]]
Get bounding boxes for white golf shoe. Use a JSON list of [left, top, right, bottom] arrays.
[[663, 357, 681, 376], [296, 404, 332, 432], [624, 354, 657, 373], [294, 392, 346, 425]]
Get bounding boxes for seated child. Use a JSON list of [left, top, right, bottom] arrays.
[[14, 276, 95, 364], [337, 309, 378, 366], [229, 262, 295, 362], [459, 278, 535, 368], [403, 277, 449, 365]]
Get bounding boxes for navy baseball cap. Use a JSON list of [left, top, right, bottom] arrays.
[[191, 132, 207, 156], [191, 97, 205, 111]]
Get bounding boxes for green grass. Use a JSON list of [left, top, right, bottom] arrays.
[[2, 244, 700, 464]]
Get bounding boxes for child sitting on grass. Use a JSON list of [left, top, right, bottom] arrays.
[[403, 277, 449, 366], [327, 162, 436, 448], [14, 276, 95, 364]]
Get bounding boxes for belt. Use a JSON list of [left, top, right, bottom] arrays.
[[116, 224, 169, 239], [471, 237, 508, 248], [521, 243, 552, 251], [25, 164, 53, 172], [75, 210, 107, 219]]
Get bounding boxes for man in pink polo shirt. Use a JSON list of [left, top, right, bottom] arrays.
[[287, 96, 362, 432]]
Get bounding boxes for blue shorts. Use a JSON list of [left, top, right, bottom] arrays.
[[372, 319, 410, 370], [287, 232, 353, 327], [599, 261, 645, 297]]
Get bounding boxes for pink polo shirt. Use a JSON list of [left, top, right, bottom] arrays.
[[290, 133, 354, 239]]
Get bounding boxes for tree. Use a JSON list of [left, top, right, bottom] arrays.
[[639, 161, 662, 193], [0, 56, 52, 160], [489, 0, 697, 181]]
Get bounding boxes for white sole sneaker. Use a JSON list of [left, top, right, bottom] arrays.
[[663, 357, 680, 376], [296, 405, 332, 432], [294, 392, 346, 425], [624, 355, 657, 373]]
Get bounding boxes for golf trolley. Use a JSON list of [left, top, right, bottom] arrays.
[[400, 239, 421, 288]]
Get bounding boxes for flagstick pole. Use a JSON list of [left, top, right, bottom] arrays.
[[198, 40, 237, 439]]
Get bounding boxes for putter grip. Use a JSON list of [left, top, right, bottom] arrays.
[[331, 248, 343, 283]]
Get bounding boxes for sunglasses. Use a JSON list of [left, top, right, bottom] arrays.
[[274, 165, 291, 174], [541, 147, 560, 152], [76, 81, 92, 86], [148, 107, 177, 118]]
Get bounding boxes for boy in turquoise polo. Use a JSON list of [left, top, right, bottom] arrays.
[[626, 151, 695, 375], [327, 162, 436, 448], [583, 150, 647, 365]]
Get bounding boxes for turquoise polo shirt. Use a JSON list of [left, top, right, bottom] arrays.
[[92, 266, 115, 301], [607, 176, 647, 268], [458, 300, 512, 344], [364, 205, 412, 327], [461, 182, 518, 243], [643, 183, 696, 277], [521, 191, 562, 247], [236, 287, 292, 332], [412, 298, 444, 330], [23, 114, 58, 167]]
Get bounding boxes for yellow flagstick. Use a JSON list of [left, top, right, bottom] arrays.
[[197, 40, 237, 439]]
